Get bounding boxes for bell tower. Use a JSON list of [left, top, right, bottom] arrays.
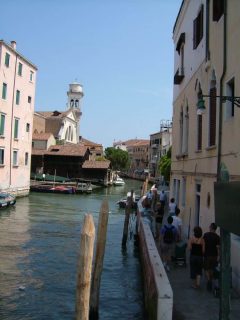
[[67, 81, 84, 142]]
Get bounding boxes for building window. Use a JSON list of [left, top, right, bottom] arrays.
[[13, 150, 18, 166], [173, 178, 180, 206], [197, 114, 202, 151], [30, 71, 34, 82], [26, 123, 30, 132], [0, 148, 4, 165], [16, 90, 20, 105], [25, 152, 29, 166], [14, 118, 19, 139], [18, 62, 23, 76], [213, 0, 224, 22], [28, 96, 32, 103], [225, 78, 235, 119], [179, 108, 183, 154], [2, 83, 7, 100], [181, 177, 186, 207], [209, 87, 217, 146], [193, 5, 204, 49], [5, 53, 10, 67], [0, 114, 5, 136], [182, 106, 189, 154]]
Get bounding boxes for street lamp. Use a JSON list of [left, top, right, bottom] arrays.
[[196, 88, 240, 115]]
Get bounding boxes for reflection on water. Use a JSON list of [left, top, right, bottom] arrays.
[[0, 179, 144, 319]]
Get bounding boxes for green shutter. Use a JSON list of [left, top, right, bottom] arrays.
[[18, 63, 22, 76], [0, 114, 5, 135], [14, 119, 19, 139], [5, 53, 10, 67], [16, 90, 20, 105], [2, 83, 7, 99]]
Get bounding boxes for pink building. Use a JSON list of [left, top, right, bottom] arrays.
[[0, 40, 37, 196]]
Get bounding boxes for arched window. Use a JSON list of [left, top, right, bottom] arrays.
[[65, 127, 69, 140]]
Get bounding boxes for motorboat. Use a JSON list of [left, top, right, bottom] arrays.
[[30, 184, 76, 194], [75, 182, 93, 194], [113, 175, 125, 186], [0, 192, 16, 208], [117, 194, 140, 209]]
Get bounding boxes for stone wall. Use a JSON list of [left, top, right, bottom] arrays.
[[138, 217, 173, 320]]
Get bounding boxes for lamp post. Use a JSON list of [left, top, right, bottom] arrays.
[[196, 89, 240, 115], [197, 90, 240, 319]]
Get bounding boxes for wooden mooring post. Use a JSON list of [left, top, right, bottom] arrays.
[[90, 199, 109, 320], [76, 214, 95, 320], [122, 190, 134, 248]]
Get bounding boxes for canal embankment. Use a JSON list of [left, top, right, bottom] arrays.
[[138, 217, 173, 319]]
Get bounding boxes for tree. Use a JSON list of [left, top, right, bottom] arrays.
[[159, 147, 171, 182], [104, 147, 130, 171]]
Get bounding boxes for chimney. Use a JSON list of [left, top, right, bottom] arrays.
[[10, 41, 16, 50]]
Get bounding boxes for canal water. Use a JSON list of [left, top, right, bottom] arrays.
[[0, 179, 145, 320]]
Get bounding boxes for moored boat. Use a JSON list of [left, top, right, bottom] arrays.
[[0, 193, 16, 208], [30, 184, 76, 194], [75, 182, 92, 194], [113, 175, 125, 186], [117, 194, 140, 209]]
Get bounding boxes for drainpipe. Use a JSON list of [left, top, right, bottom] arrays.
[[9, 53, 18, 187], [205, 0, 210, 61], [217, 1, 231, 320]]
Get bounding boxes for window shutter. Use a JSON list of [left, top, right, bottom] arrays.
[[213, 0, 224, 22], [209, 87, 216, 146], [0, 115, 5, 135], [197, 115, 202, 150], [193, 17, 197, 49]]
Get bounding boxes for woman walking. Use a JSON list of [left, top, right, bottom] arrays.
[[188, 226, 205, 289]]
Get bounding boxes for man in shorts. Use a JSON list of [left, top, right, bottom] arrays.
[[203, 223, 220, 291], [160, 216, 177, 272]]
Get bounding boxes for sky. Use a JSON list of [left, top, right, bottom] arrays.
[[1, 0, 182, 148]]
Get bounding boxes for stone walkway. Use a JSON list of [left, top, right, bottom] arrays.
[[167, 258, 240, 320], [156, 203, 240, 320]]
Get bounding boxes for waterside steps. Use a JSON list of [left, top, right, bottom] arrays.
[[138, 216, 173, 320]]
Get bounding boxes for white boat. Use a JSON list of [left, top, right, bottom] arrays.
[[76, 182, 93, 193], [113, 176, 125, 186]]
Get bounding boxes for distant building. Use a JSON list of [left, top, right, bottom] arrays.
[[113, 140, 127, 151], [149, 120, 172, 177], [32, 132, 56, 150], [123, 139, 150, 174], [31, 83, 107, 181], [0, 40, 37, 195], [31, 144, 90, 178], [80, 137, 104, 160]]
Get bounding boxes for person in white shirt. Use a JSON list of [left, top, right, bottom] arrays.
[[169, 198, 177, 216], [172, 208, 182, 241]]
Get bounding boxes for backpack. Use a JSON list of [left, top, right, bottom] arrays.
[[163, 225, 174, 244]]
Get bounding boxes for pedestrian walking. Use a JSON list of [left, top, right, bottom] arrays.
[[172, 208, 182, 241], [203, 223, 220, 291], [188, 226, 205, 289], [168, 197, 177, 216], [160, 216, 178, 272], [159, 190, 167, 213], [155, 202, 164, 241]]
